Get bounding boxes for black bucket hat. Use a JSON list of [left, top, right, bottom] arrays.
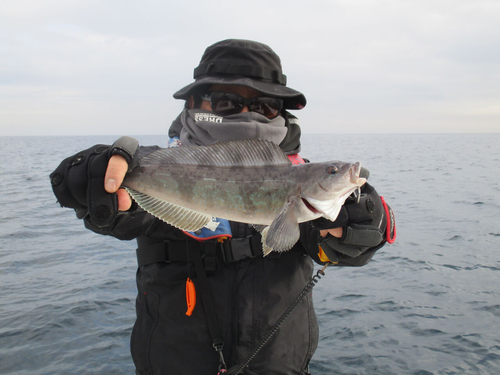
[[173, 39, 306, 110]]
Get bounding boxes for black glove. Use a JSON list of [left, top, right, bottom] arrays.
[[309, 183, 395, 266], [50, 136, 139, 228], [313, 183, 390, 247]]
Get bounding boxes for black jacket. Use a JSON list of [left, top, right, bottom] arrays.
[[50, 138, 388, 374]]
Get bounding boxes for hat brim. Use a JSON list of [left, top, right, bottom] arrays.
[[173, 76, 306, 110]]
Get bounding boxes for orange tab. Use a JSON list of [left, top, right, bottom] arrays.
[[185, 278, 196, 316], [318, 246, 330, 263], [318, 246, 338, 264]]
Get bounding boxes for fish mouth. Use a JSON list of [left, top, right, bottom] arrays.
[[350, 162, 362, 183], [302, 187, 354, 221], [301, 163, 366, 220], [301, 197, 321, 214]]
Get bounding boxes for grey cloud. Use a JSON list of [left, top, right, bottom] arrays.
[[1, 0, 499, 135]]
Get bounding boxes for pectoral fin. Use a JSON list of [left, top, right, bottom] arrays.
[[263, 197, 301, 256], [252, 224, 267, 233], [125, 188, 211, 232]]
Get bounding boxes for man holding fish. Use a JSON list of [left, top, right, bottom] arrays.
[[51, 39, 395, 375]]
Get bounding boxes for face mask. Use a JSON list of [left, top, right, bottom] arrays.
[[178, 109, 288, 147]]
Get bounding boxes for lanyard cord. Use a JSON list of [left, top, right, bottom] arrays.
[[227, 263, 330, 375], [187, 240, 228, 373], [380, 196, 396, 244]]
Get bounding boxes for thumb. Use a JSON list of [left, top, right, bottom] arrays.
[[104, 154, 128, 193]]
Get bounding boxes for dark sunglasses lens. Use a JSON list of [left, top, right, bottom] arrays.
[[209, 92, 282, 118], [250, 98, 281, 119], [210, 92, 243, 116]]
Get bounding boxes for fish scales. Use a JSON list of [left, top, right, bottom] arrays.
[[128, 163, 297, 224], [122, 139, 366, 254]]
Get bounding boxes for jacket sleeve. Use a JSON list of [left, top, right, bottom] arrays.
[[318, 235, 386, 267], [83, 208, 183, 241]]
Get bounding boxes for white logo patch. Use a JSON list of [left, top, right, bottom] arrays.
[[204, 217, 220, 232], [195, 113, 223, 123]]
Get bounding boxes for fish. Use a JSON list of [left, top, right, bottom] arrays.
[[122, 139, 366, 255]]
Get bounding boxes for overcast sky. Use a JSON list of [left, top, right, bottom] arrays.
[[1, 0, 499, 136]]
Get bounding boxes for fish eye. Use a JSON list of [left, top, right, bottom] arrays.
[[326, 166, 339, 174]]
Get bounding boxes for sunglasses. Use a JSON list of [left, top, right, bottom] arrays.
[[200, 92, 283, 119]]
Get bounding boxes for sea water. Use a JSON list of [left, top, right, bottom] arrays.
[[0, 134, 499, 374]]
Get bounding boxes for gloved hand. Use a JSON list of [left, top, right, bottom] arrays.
[[313, 183, 388, 247], [50, 136, 139, 227]]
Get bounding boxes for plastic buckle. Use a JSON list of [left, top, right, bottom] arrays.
[[223, 237, 260, 262], [202, 242, 218, 271], [220, 241, 234, 263]]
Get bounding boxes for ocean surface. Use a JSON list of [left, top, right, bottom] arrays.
[[0, 133, 499, 375]]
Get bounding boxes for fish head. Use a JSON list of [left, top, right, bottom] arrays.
[[299, 161, 367, 222]]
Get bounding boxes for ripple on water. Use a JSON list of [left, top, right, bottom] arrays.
[[3, 134, 500, 375]]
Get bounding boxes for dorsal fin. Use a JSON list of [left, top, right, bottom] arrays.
[[139, 139, 291, 167]]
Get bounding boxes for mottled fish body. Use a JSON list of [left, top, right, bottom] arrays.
[[123, 140, 366, 254]]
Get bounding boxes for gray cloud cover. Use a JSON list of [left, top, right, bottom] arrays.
[[1, 0, 499, 135]]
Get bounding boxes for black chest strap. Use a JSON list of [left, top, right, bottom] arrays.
[[136, 234, 265, 268]]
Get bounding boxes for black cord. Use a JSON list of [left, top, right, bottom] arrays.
[[227, 263, 330, 375]]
